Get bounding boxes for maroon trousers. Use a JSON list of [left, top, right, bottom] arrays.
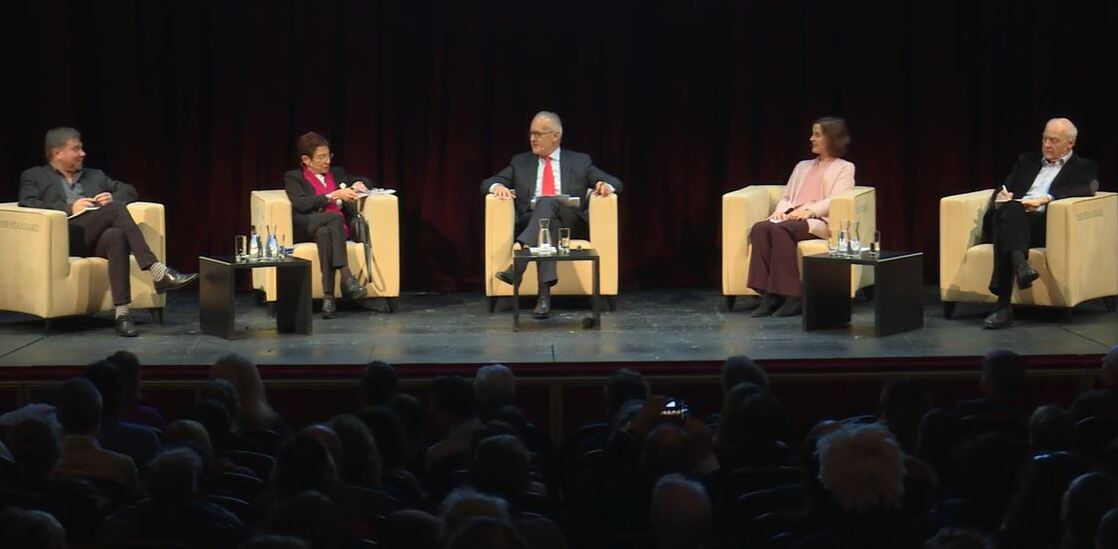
[[746, 219, 819, 297]]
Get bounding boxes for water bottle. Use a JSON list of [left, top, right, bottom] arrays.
[[836, 223, 848, 256], [266, 225, 279, 258], [249, 225, 261, 259], [849, 220, 862, 254]]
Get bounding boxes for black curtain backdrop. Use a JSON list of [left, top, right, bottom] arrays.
[[6, 0, 1116, 291]]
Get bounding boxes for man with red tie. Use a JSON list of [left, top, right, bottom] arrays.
[[482, 111, 623, 319]]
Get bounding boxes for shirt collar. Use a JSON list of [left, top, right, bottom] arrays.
[[1043, 150, 1073, 167], [50, 165, 83, 183], [542, 147, 561, 162]]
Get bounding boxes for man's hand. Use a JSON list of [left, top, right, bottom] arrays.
[[627, 395, 668, 438], [71, 197, 96, 215], [492, 185, 515, 200], [92, 192, 113, 206], [594, 181, 613, 197], [351, 181, 369, 193], [329, 187, 359, 203], [995, 186, 1014, 203], [787, 208, 814, 220], [1020, 197, 1048, 211]]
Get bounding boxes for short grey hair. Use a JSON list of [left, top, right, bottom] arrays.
[[533, 111, 563, 135], [439, 487, 510, 540], [651, 474, 712, 549], [146, 447, 203, 502], [817, 423, 905, 513], [1047, 117, 1078, 142], [474, 364, 515, 412], [44, 127, 81, 160]]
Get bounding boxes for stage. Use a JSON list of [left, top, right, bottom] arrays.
[[0, 288, 1112, 368], [0, 288, 1113, 438]]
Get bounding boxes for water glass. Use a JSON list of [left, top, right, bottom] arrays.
[[869, 230, 882, 256], [234, 235, 248, 260], [836, 228, 848, 256], [558, 228, 571, 254], [849, 220, 862, 253]]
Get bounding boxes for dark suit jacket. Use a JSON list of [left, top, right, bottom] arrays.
[[19, 165, 139, 212], [981, 152, 1099, 240], [283, 167, 370, 243], [1071, 387, 1118, 421], [480, 149, 622, 220]]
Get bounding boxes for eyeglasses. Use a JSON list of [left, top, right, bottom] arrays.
[[312, 153, 335, 161], [528, 131, 558, 139]]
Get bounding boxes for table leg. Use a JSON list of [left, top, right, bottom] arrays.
[[803, 259, 852, 331], [512, 257, 523, 332], [276, 264, 313, 335], [199, 258, 235, 339], [591, 256, 600, 329], [874, 255, 924, 336]]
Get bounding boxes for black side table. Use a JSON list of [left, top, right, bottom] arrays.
[[802, 251, 924, 336], [512, 249, 600, 331], [200, 255, 312, 339]]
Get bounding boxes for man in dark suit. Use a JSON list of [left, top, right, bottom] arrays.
[[955, 349, 1030, 417], [19, 128, 196, 336], [481, 111, 622, 319], [982, 118, 1099, 329]]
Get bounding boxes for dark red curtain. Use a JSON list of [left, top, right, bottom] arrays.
[[6, 0, 1116, 291]]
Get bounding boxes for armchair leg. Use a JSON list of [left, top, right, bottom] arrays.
[[150, 309, 165, 325], [942, 302, 957, 319], [488, 297, 498, 313], [861, 286, 876, 301], [266, 302, 276, 318], [385, 298, 398, 313], [1104, 296, 1117, 313], [43, 319, 52, 334], [1063, 307, 1074, 324], [724, 296, 736, 312], [607, 297, 617, 312]]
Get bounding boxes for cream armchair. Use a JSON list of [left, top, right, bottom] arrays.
[[0, 202, 166, 324], [722, 185, 876, 310], [484, 193, 618, 311], [250, 190, 400, 310], [939, 189, 1118, 318]]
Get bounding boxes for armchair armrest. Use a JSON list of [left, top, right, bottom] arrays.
[[0, 204, 70, 317], [939, 190, 990, 295], [126, 202, 166, 262], [827, 186, 876, 243], [485, 194, 516, 292], [722, 185, 782, 294], [1045, 192, 1118, 304], [250, 190, 294, 241], [589, 193, 619, 295], [360, 194, 400, 296]]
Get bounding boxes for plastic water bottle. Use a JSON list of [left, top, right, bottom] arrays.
[[266, 225, 279, 258], [249, 226, 261, 259], [849, 221, 862, 254]]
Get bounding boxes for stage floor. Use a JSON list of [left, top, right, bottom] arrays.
[[0, 289, 1114, 368]]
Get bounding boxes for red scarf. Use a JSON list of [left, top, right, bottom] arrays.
[[302, 166, 350, 237]]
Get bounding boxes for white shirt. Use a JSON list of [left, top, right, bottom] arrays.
[[1022, 150, 1072, 212]]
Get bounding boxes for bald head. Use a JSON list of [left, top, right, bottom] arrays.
[[651, 474, 711, 549], [1042, 118, 1077, 161], [529, 111, 563, 157]]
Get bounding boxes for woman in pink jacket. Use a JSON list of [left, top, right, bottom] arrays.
[[748, 117, 855, 317]]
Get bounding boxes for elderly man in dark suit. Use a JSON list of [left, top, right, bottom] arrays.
[[18, 127, 196, 336], [481, 111, 622, 319], [982, 118, 1099, 329]]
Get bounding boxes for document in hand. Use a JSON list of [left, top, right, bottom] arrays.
[[531, 194, 581, 209]]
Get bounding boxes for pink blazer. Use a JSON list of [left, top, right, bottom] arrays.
[[772, 158, 856, 238]]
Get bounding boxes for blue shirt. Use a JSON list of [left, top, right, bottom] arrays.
[[1022, 150, 1073, 212]]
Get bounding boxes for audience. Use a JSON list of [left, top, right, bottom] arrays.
[[5, 348, 1118, 549]]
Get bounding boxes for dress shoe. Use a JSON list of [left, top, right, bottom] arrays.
[[115, 315, 138, 337], [983, 305, 1013, 329], [321, 296, 337, 319], [773, 296, 803, 317], [154, 268, 199, 293], [341, 275, 368, 301], [496, 263, 527, 286], [1015, 261, 1039, 290], [533, 296, 551, 319], [751, 293, 782, 317]]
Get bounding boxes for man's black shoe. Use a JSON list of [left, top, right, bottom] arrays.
[[533, 296, 551, 319], [342, 275, 368, 301], [154, 268, 198, 293], [115, 315, 139, 337], [322, 296, 337, 319], [1016, 261, 1039, 290], [983, 305, 1013, 329]]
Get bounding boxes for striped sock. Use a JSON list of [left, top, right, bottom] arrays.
[[114, 305, 130, 319], [150, 262, 168, 281]]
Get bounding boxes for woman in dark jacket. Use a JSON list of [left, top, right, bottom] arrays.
[[284, 132, 369, 318]]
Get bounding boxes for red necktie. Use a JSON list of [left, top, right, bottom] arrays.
[[541, 156, 555, 196]]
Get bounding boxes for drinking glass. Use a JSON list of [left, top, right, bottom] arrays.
[[537, 219, 553, 254], [870, 230, 882, 256], [836, 227, 848, 256], [849, 220, 862, 253], [234, 235, 248, 260], [558, 228, 571, 254]]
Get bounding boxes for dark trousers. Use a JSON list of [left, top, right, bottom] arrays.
[[515, 197, 587, 286], [988, 200, 1047, 300], [746, 219, 818, 297], [304, 212, 348, 296], [68, 202, 159, 306]]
